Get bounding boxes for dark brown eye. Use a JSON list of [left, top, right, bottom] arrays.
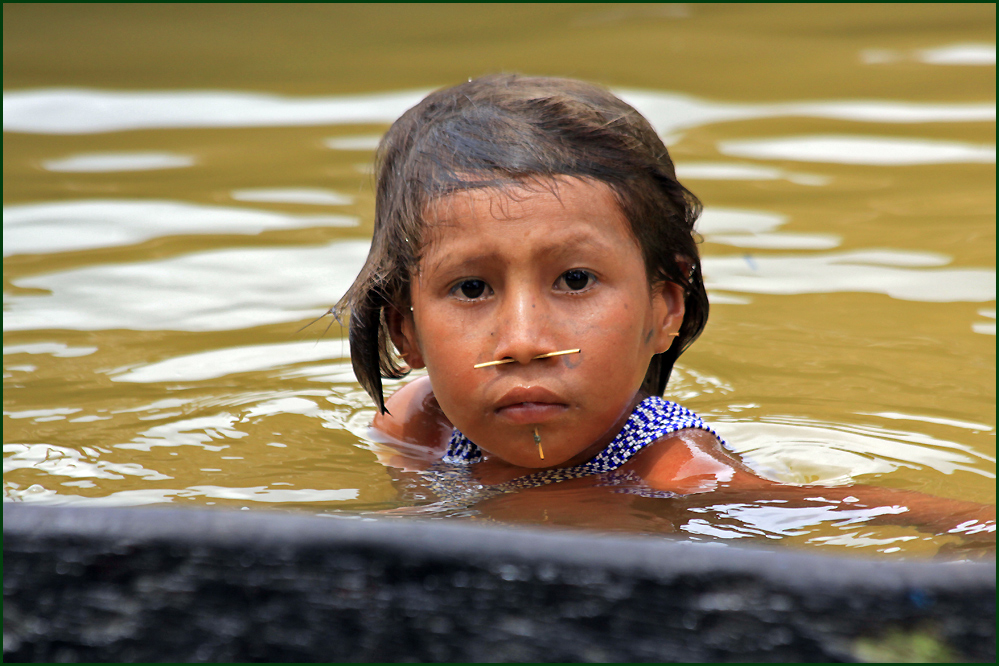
[[561, 269, 592, 291], [458, 279, 486, 299]]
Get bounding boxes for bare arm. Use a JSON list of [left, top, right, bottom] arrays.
[[371, 375, 453, 458], [371, 385, 994, 541], [627, 429, 996, 542]]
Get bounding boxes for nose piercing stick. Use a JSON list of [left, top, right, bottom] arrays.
[[534, 348, 582, 360], [534, 427, 544, 460], [473, 348, 581, 369]]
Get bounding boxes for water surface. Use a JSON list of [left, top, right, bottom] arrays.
[[3, 4, 995, 557]]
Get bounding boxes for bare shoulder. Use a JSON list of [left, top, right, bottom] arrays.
[[620, 427, 774, 494], [371, 375, 453, 454]]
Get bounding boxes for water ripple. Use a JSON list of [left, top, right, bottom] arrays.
[[3, 241, 369, 332], [3, 199, 357, 257], [4, 87, 993, 135]]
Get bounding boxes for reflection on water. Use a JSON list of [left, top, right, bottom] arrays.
[[112, 340, 350, 383], [3, 4, 995, 557], [42, 152, 196, 172], [6, 87, 994, 136], [324, 135, 385, 151], [3, 200, 357, 256], [4, 241, 369, 331], [676, 162, 830, 186], [718, 135, 996, 165], [974, 309, 996, 335], [918, 43, 996, 65], [717, 417, 995, 485], [863, 43, 996, 66], [698, 207, 840, 250], [703, 250, 995, 302], [1, 88, 431, 134], [230, 188, 354, 206], [3, 342, 97, 358]]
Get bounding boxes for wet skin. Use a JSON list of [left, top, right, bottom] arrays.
[[373, 376, 995, 543], [371, 178, 995, 540]]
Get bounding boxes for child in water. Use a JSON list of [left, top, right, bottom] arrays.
[[337, 74, 994, 541]]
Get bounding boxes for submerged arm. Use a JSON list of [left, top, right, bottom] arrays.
[[702, 481, 995, 544], [628, 429, 995, 542]]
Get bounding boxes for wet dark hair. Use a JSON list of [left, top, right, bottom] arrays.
[[336, 74, 708, 413]]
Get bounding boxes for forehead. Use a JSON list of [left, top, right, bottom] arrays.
[[421, 177, 635, 248]]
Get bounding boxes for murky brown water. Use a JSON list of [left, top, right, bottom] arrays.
[[3, 4, 995, 557]]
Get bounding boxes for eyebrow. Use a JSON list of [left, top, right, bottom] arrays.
[[546, 233, 617, 257], [421, 232, 617, 276]]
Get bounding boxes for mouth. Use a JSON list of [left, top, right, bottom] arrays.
[[494, 386, 569, 425]]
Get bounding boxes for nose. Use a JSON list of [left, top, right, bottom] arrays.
[[491, 283, 558, 365]]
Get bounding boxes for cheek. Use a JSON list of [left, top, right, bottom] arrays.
[[415, 309, 482, 383], [578, 298, 657, 376], [576, 297, 651, 345]]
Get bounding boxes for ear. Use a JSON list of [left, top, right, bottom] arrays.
[[386, 306, 426, 369], [649, 281, 685, 355]]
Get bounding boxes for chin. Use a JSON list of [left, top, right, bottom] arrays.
[[495, 449, 567, 469], [519, 458, 557, 469]]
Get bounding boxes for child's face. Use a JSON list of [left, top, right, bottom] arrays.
[[392, 177, 685, 468]]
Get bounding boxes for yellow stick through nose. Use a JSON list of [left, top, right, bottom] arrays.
[[473, 348, 581, 369]]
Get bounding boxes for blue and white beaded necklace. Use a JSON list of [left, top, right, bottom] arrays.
[[429, 395, 725, 501]]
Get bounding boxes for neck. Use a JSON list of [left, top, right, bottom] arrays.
[[479, 391, 650, 477], [557, 391, 650, 468]]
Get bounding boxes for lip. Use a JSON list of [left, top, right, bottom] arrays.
[[494, 386, 569, 425]]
